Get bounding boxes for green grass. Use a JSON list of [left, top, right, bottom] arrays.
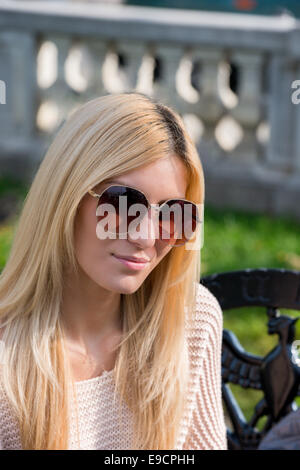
[[0, 175, 29, 200], [1, 178, 300, 428], [0, 177, 29, 270], [200, 205, 300, 425], [201, 205, 300, 275]]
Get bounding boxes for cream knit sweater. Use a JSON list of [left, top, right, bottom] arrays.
[[0, 283, 228, 450]]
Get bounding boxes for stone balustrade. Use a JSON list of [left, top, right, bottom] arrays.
[[1, 1, 300, 218]]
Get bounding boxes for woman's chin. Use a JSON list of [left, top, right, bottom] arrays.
[[106, 279, 144, 295], [118, 284, 142, 295]]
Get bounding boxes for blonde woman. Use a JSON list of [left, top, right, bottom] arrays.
[[0, 92, 227, 450]]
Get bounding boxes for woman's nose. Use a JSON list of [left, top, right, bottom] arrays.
[[127, 206, 159, 247]]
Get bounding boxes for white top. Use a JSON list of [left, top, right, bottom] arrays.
[[68, 370, 135, 450], [0, 283, 228, 450]]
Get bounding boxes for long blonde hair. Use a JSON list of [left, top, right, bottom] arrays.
[[0, 92, 204, 449]]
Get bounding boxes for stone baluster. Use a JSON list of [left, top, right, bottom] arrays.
[[151, 44, 185, 109], [42, 34, 75, 130], [190, 47, 224, 158], [230, 51, 264, 163], [175, 47, 199, 106], [135, 45, 156, 96], [79, 39, 108, 99], [113, 40, 147, 92]]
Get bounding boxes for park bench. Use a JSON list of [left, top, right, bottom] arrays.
[[201, 268, 300, 450]]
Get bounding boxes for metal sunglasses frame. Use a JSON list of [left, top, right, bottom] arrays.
[[88, 183, 201, 246]]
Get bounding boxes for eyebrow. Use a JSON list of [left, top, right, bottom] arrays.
[[102, 180, 185, 205]]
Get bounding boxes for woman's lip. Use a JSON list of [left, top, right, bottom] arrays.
[[112, 254, 150, 270]]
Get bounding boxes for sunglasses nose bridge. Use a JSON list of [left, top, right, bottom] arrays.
[[149, 204, 160, 214], [144, 203, 160, 228], [127, 204, 159, 244]]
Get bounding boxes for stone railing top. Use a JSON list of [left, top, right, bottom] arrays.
[[1, 0, 300, 54]]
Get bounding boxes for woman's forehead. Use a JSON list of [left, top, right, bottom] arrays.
[[98, 158, 188, 203], [107, 156, 186, 185]]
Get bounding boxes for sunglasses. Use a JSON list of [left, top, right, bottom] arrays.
[[88, 184, 201, 247]]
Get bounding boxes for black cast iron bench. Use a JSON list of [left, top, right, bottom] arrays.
[[201, 268, 300, 450]]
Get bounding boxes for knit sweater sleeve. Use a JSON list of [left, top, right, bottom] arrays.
[[182, 284, 228, 450], [0, 367, 22, 450]]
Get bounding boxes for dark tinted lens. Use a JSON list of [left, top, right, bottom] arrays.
[[159, 199, 199, 246], [97, 185, 148, 235]]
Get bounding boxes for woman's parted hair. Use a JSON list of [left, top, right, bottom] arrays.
[[0, 92, 204, 449]]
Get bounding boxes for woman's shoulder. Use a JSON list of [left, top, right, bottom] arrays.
[[0, 329, 20, 449], [191, 282, 223, 333], [185, 282, 224, 366]]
